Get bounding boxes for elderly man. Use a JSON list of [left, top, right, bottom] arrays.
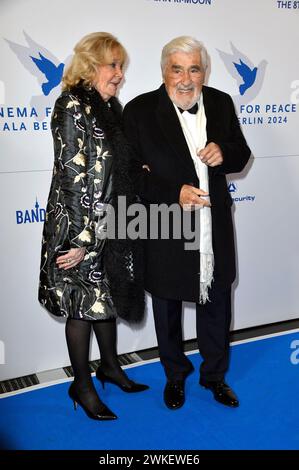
[[123, 36, 251, 410]]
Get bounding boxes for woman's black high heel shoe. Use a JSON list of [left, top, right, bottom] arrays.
[[68, 383, 117, 420], [96, 367, 149, 393]]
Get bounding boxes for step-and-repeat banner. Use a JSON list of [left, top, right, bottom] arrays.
[[1, 0, 299, 380]]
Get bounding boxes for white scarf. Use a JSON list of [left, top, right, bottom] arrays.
[[174, 94, 214, 303]]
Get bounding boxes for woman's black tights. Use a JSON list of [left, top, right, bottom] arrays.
[[65, 318, 104, 414], [93, 318, 132, 386], [65, 317, 131, 411]]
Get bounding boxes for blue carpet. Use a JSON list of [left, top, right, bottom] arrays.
[[1, 331, 299, 450]]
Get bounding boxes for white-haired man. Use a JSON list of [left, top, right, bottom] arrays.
[[123, 36, 251, 410]]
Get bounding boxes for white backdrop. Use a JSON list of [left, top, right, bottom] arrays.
[[1, 0, 299, 380]]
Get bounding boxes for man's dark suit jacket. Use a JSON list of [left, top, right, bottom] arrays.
[[123, 84, 251, 302]]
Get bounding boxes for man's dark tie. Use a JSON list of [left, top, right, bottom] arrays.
[[178, 102, 198, 114]]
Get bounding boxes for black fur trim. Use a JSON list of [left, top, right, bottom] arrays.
[[70, 85, 145, 323]]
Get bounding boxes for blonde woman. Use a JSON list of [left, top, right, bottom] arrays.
[[39, 32, 148, 421]]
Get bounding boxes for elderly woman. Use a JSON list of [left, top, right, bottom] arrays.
[[39, 32, 147, 421]]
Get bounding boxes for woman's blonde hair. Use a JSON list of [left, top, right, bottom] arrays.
[[62, 32, 127, 90]]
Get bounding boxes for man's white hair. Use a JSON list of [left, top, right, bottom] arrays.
[[161, 36, 208, 75]]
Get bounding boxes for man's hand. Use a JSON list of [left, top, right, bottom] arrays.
[[56, 247, 86, 270], [179, 184, 211, 210], [198, 142, 223, 167]]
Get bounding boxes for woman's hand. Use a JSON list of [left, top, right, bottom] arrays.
[[56, 247, 86, 270]]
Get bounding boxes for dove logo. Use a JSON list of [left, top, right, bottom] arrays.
[[233, 60, 257, 96], [30, 53, 64, 96], [218, 43, 267, 104], [16, 199, 45, 224], [5, 32, 65, 97]]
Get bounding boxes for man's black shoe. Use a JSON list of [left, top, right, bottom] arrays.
[[200, 379, 239, 407], [163, 380, 185, 410]]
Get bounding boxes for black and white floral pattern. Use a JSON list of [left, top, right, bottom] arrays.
[[39, 89, 115, 320]]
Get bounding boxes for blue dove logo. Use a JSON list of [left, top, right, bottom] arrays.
[[233, 59, 257, 96], [217, 43, 267, 105], [5, 32, 65, 97], [30, 52, 64, 96]]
